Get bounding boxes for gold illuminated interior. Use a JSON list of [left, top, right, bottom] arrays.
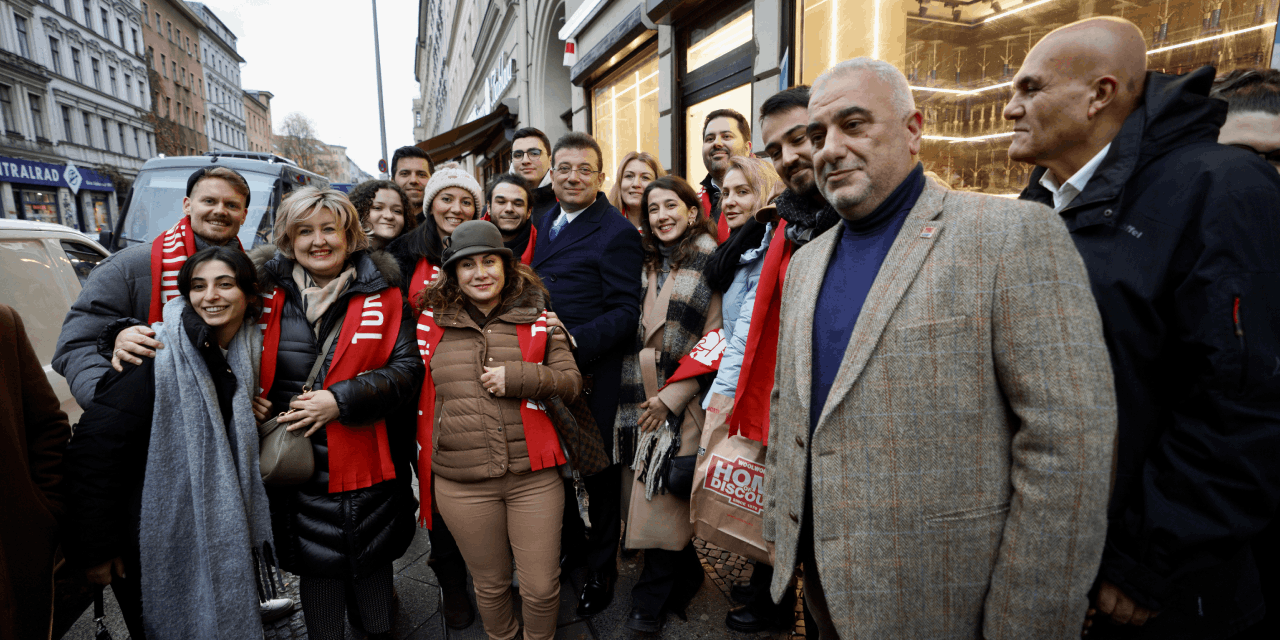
[[684, 83, 754, 189], [591, 50, 662, 191], [797, 0, 1278, 193], [688, 7, 755, 73]]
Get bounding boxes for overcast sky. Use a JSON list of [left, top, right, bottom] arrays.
[[196, 0, 420, 178]]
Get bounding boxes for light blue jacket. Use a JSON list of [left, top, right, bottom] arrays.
[[704, 224, 772, 405]]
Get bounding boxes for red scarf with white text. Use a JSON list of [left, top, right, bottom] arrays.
[[698, 186, 730, 244], [408, 257, 441, 308], [414, 307, 565, 526], [659, 328, 726, 390], [258, 286, 403, 493], [148, 216, 243, 323]]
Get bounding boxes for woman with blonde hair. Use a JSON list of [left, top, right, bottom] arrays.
[[607, 151, 665, 230], [250, 186, 423, 640], [701, 155, 795, 632]]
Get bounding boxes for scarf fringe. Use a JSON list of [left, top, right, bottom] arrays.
[[629, 416, 682, 501]]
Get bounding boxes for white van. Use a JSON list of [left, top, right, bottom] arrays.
[[0, 219, 110, 423]]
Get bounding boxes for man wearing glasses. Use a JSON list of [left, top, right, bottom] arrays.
[[1212, 69, 1280, 172], [511, 127, 558, 219], [532, 131, 643, 619]]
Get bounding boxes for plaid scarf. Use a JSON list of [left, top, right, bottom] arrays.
[[615, 233, 718, 497]]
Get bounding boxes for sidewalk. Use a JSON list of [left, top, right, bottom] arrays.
[[61, 528, 803, 639]]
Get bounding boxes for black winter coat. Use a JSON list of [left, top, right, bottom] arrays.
[[1020, 66, 1280, 637], [252, 247, 424, 580], [64, 304, 238, 568]]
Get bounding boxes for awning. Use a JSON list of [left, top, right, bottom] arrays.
[[417, 105, 517, 164]]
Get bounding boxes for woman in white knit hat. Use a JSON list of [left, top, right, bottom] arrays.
[[383, 161, 484, 630]]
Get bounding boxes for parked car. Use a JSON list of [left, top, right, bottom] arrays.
[[0, 219, 110, 423], [101, 151, 329, 252]]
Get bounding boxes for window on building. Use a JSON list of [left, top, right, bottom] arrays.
[[82, 1, 91, 28], [160, 53, 166, 77], [0, 86, 14, 133], [185, 105, 190, 127], [63, 0, 71, 15], [142, 3, 148, 24], [61, 105, 72, 141], [124, 73, 131, 101], [172, 61, 177, 81], [71, 48, 82, 82], [109, 66, 118, 96], [155, 12, 160, 29], [591, 48, 661, 193], [100, 117, 109, 151], [100, 9, 108, 36], [14, 15, 30, 59], [133, 127, 140, 157], [131, 28, 138, 54], [164, 96, 170, 118], [117, 122, 125, 152], [117, 19, 124, 45], [91, 58, 100, 90], [29, 94, 45, 140], [166, 21, 171, 42], [49, 38, 62, 74], [81, 110, 91, 145], [176, 28, 181, 47]]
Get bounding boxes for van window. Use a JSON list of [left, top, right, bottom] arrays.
[[0, 239, 72, 364], [120, 168, 280, 249], [59, 240, 108, 285]]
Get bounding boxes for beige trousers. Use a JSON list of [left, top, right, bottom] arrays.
[[434, 468, 564, 640]]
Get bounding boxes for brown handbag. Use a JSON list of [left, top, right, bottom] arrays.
[[258, 323, 340, 485], [545, 392, 609, 476]]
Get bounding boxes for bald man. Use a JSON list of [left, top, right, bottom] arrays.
[[1008, 17, 1280, 640]]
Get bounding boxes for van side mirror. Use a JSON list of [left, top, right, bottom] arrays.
[[98, 230, 114, 251]]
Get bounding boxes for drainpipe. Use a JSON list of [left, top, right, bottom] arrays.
[[520, 0, 532, 126]]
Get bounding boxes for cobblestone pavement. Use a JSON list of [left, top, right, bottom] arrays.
[[60, 528, 805, 639]]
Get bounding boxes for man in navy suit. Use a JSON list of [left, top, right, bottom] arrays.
[[533, 131, 643, 617]]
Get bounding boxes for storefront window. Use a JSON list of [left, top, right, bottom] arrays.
[[796, 0, 1278, 193], [89, 193, 110, 232], [684, 82, 753, 189], [17, 189, 59, 225], [591, 49, 660, 191], [687, 5, 753, 73]]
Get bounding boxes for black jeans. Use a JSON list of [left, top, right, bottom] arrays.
[[630, 543, 701, 615], [562, 463, 623, 576]]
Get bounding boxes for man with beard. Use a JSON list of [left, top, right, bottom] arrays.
[[51, 165, 297, 622], [391, 145, 434, 223], [511, 128, 558, 218], [486, 172, 537, 264], [700, 109, 753, 235], [759, 86, 843, 247]]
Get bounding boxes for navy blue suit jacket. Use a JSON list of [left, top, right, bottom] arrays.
[[533, 192, 643, 450]]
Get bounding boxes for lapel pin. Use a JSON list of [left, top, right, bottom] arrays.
[[920, 226, 937, 238]]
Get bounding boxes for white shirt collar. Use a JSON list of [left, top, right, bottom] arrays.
[[1038, 143, 1111, 213]]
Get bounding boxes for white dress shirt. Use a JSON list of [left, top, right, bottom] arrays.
[[1038, 143, 1112, 213]]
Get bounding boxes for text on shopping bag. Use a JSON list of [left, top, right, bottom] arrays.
[[705, 454, 766, 514]]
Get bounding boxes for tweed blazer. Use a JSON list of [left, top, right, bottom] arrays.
[[763, 179, 1117, 639]]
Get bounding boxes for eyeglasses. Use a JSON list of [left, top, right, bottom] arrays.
[[1229, 143, 1280, 165], [554, 166, 600, 178], [512, 149, 543, 161]]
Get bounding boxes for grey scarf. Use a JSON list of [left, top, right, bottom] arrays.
[[139, 297, 273, 640]]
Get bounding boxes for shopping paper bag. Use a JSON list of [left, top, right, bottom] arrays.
[[690, 393, 769, 564]]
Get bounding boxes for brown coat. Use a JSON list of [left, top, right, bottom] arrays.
[[0, 304, 71, 640], [623, 267, 722, 551], [429, 288, 582, 482]]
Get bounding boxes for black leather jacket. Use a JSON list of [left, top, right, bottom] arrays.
[[252, 246, 424, 580]]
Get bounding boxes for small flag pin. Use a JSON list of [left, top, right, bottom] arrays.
[[920, 226, 937, 238]]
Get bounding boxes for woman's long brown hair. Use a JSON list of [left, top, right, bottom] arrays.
[[414, 251, 549, 314]]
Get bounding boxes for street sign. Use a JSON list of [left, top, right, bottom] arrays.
[[378, 158, 388, 174], [63, 162, 82, 195]]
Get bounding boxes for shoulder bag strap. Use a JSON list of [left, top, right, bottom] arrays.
[[303, 320, 343, 393]]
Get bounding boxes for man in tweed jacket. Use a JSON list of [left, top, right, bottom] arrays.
[[763, 57, 1118, 639]]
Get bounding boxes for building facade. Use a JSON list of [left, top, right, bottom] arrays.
[[419, 0, 1280, 197], [242, 88, 270, 153], [139, 0, 206, 157], [186, 2, 243, 152], [0, 0, 154, 234]]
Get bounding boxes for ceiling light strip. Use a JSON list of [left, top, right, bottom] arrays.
[[980, 0, 1057, 23], [922, 132, 1015, 142]]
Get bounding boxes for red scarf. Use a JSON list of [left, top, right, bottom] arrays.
[[659, 328, 726, 390], [259, 286, 404, 493], [408, 257, 441, 308], [698, 186, 730, 244], [729, 220, 793, 446], [415, 307, 565, 526]]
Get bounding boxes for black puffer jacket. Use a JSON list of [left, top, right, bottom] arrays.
[[251, 246, 424, 580], [1020, 66, 1280, 637]]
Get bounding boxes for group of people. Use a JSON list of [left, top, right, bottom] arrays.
[[6, 13, 1280, 640]]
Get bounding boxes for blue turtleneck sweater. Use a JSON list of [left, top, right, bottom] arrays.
[[809, 163, 925, 433]]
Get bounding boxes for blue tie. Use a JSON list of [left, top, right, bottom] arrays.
[[549, 211, 568, 242]]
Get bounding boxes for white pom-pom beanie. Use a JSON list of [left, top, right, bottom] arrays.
[[421, 162, 484, 213]]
